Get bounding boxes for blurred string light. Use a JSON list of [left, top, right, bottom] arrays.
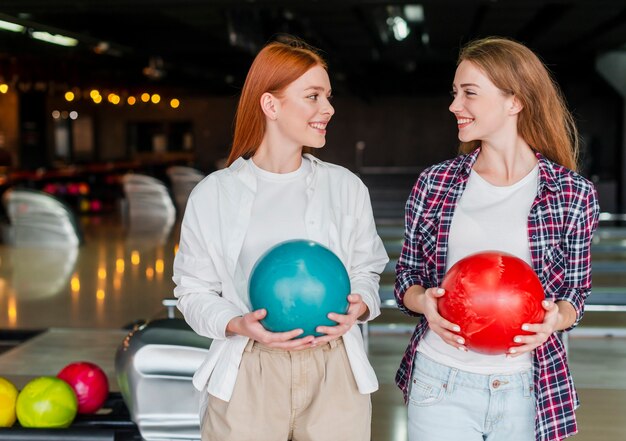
[[59, 87, 181, 109]]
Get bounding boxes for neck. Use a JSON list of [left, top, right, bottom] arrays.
[[474, 137, 537, 186], [253, 144, 303, 174]]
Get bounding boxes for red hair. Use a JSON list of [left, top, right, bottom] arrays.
[[227, 37, 327, 166]]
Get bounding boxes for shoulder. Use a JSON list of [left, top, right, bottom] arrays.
[[415, 154, 470, 191], [307, 154, 364, 188], [187, 166, 241, 203], [540, 157, 597, 199]]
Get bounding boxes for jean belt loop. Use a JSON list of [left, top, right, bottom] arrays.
[[446, 368, 458, 394], [244, 339, 255, 353], [328, 338, 339, 349], [521, 370, 531, 398]]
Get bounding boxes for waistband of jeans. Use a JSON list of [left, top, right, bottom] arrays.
[[414, 352, 532, 391]]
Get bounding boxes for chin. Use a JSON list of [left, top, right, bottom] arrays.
[[307, 140, 327, 149]]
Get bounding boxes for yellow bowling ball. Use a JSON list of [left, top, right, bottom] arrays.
[[0, 377, 18, 427]]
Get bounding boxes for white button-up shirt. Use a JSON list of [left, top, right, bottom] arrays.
[[173, 154, 389, 401]]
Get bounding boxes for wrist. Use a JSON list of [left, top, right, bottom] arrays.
[[226, 315, 243, 336]]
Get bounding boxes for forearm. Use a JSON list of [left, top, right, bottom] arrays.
[[402, 284, 428, 314], [555, 300, 577, 331]]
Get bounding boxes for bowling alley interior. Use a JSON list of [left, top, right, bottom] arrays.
[[1, 1, 626, 440]]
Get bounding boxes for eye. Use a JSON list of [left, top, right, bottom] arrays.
[[307, 94, 319, 101], [327, 94, 333, 101], [464, 90, 477, 96], [450, 90, 457, 97]]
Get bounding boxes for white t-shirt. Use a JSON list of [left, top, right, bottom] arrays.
[[239, 157, 311, 282], [418, 165, 539, 374]]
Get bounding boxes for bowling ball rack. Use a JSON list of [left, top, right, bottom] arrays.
[[0, 392, 141, 441]]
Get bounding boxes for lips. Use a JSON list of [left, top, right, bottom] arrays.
[[456, 117, 474, 129], [309, 121, 328, 134]]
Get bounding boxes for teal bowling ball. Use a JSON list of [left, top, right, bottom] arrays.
[[249, 240, 351, 337]]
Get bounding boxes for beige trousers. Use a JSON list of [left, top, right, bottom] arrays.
[[202, 338, 371, 441]]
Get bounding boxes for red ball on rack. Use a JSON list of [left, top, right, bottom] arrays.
[[57, 361, 109, 414]]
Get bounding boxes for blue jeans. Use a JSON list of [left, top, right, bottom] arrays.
[[408, 353, 535, 441]]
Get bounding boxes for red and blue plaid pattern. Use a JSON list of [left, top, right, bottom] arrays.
[[395, 148, 600, 441]]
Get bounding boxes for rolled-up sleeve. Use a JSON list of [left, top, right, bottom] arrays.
[[349, 183, 389, 323], [559, 181, 600, 330], [395, 172, 431, 317], [173, 193, 244, 340]]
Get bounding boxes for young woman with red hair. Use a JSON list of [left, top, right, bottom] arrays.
[[173, 37, 388, 441]]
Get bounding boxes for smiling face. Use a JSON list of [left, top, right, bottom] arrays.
[[449, 60, 519, 146], [273, 65, 334, 149]]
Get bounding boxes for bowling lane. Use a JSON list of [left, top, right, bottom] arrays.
[[0, 216, 179, 330]]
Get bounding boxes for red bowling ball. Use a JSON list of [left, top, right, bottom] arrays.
[[439, 251, 546, 355], [57, 362, 109, 414]]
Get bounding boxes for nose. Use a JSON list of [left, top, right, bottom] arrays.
[[322, 97, 335, 117], [449, 95, 462, 114], [324, 101, 335, 116]]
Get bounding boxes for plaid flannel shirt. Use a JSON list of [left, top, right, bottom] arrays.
[[395, 148, 600, 441]]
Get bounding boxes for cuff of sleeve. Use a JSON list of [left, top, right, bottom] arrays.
[[395, 275, 425, 317], [557, 288, 586, 331], [215, 309, 245, 339], [351, 283, 380, 323]]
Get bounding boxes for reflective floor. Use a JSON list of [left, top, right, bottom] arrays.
[[0, 213, 625, 440]]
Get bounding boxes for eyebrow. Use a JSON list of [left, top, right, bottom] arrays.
[[458, 83, 481, 88], [304, 86, 331, 93]]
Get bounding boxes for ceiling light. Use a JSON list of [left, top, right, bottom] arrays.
[[0, 19, 24, 33], [31, 31, 78, 47], [404, 5, 424, 23], [387, 16, 410, 41]]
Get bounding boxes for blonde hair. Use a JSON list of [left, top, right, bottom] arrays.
[[227, 36, 326, 166], [457, 37, 578, 171]]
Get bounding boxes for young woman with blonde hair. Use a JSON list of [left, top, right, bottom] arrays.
[[395, 36, 599, 441], [173, 36, 388, 441]]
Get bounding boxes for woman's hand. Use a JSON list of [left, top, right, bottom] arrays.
[[420, 287, 467, 351], [311, 294, 368, 345], [227, 309, 315, 351], [507, 300, 561, 357]]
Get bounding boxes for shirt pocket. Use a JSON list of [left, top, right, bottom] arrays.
[[540, 244, 566, 297], [328, 214, 356, 266]]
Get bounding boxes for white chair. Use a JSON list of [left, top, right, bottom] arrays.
[[122, 174, 176, 233], [2, 187, 83, 247], [166, 166, 204, 214]]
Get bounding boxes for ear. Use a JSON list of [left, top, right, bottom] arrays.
[[509, 95, 523, 115], [260, 92, 279, 120]]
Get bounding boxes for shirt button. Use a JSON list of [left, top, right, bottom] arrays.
[[531, 234, 537, 239]]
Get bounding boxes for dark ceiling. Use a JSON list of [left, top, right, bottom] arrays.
[[1, 0, 625, 97]]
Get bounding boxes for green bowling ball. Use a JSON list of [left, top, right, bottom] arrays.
[[16, 376, 78, 428]]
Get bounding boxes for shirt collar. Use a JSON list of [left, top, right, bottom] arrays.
[[228, 153, 321, 190], [460, 147, 560, 194], [535, 151, 561, 194]]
